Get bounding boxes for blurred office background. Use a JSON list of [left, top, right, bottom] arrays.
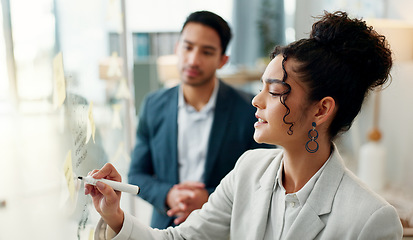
[[1, 0, 413, 239]]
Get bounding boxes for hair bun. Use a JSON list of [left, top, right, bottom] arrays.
[[310, 11, 392, 89], [310, 11, 365, 53]]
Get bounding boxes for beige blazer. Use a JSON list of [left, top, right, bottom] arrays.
[[96, 147, 403, 240]]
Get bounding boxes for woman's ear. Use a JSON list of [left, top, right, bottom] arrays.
[[314, 96, 336, 125]]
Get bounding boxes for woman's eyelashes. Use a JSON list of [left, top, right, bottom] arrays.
[[257, 88, 282, 97], [269, 91, 283, 97], [259, 83, 287, 97]]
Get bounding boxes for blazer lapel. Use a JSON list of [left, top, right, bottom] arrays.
[[203, 81, 232, 183], [164, 87, 179, 183], [247, 152, 283, 240], [285, 146, 345, 239], [284, 205, 325, 239]]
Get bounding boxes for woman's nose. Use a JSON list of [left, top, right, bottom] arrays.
[[252, 92, 264, 109]]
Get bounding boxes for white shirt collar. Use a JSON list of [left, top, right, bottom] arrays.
[[178, 79, 219, 113], [275, 151, 333, 206]]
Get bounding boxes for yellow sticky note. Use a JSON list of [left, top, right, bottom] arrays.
[[89, 228, 94, 240], [115, 78, 131, 100], [63, 150, 75, 201], [86, 101, 96, 144], [111, 104, 122, 129], [53, 52, 66, 109]]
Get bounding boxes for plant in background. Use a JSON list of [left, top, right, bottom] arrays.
[[257, 0, 285, 58]]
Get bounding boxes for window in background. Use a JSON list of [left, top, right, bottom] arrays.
[[284, 0, 296, 44], [123, 0, 233, 61], [9, 0, 55, 102], [125, 0, 233, 32], [0, 1, 8, 102]]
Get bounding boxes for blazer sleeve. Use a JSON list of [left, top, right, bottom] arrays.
[[100, 161, 237, 240], [128, 96, 173, 213], [358, 205, 403, 240]]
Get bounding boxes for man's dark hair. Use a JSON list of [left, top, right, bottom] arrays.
[[181, 10, 232, 55]]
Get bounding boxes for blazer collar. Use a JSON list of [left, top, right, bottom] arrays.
[[305, 145, 345, 215], [171, 81, 233, 184], [203, 80, 234, 183], [285, 145, 346, 239], [247, 151, 283, 239], [165, 87, 179, 182], [248, 145, 346, 239]]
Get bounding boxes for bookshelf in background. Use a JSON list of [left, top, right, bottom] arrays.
[[109, 32, 179, 61], [108, 31, 179, 114]]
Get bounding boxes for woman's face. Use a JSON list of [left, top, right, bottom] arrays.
[[252, 55, 314, 147]]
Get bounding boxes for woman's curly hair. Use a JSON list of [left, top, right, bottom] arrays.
[[270, 11, 392, 139]]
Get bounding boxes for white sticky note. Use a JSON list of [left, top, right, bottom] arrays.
[[107, 52, 122, 78], [53, 52, 66, 109], [86, 101, 96, 144], [110, 141, 131, 164], [107, 0, 123, 34], [115, 78, 131, 100], [110, 141, 124, 163], [124, 152, 131, 164], [111, 104, 122, 129], [106, 0, 122, 25], [63, 150, 75, 202]]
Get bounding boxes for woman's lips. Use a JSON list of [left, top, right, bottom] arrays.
[[254, 115, 268, 127]]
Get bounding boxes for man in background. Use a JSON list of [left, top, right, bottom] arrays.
[[128, 10, 272, 229]]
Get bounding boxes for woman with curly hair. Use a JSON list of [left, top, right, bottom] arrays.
[[86, 11, 403, 239]]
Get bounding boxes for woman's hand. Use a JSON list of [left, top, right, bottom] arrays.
[[84, 163, 124, 234]]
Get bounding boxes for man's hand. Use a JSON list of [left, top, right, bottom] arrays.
[[166, 181, 209, 225]]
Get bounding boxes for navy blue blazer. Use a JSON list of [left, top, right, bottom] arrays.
[[128, 80, 272, 229]]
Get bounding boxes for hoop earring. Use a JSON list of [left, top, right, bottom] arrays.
[[305, 122, 319, 153]]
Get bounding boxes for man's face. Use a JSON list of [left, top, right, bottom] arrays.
[[175, 22, 228, 87]]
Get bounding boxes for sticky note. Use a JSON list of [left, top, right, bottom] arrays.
[[111, 104, 122, 129], [115, 78, 131, 100], [107, 0, 121, 21], [107, 0, 123, 33], [110, 141, 131, 163], [107, 52, 122, 78], [85, 101, 96, 144], [110, 141, 123, 163], [53, 52, 66, 109], [63, 150, 75, 201], [89, 228, 94, 240], [124, 152, 131, 164]]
